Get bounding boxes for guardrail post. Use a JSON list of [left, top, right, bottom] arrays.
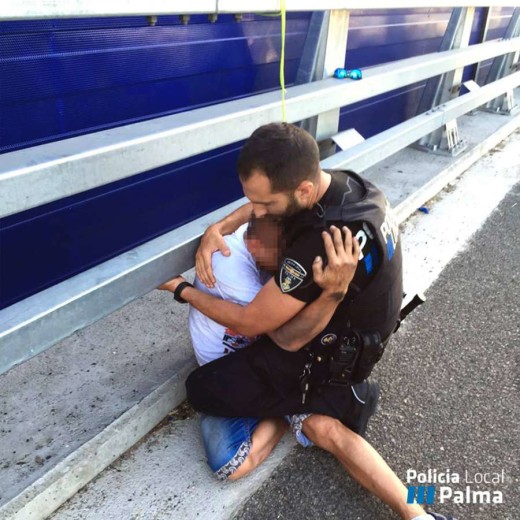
[[296, 10, 350, 158], [315, 10, 350, 141], [472, 7, 492, 84], [483, 8, 520, 114], [414, 7, 475, 156], [296, 11, 329, 139]]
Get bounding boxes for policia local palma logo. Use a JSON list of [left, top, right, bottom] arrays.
[[406, 469, 505, 506]]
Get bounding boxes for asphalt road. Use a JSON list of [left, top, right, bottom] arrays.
[[234, 183, 519, 520]]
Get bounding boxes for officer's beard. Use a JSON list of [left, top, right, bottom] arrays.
[[284, 192, 302, 218]]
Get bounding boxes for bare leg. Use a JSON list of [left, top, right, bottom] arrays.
[[302, 415, 426, 520], [228, 418, 288, 480]]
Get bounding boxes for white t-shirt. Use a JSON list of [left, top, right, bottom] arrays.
[[188, 224, 270, 366]]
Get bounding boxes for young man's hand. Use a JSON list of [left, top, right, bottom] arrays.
[[312, 225, 359, 301], [158, 275, 186, 293], [195, 224, 230, 289]]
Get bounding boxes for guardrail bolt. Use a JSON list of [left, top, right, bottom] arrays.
[[147, 16, 158, 27], [179, 15, 190, 25], [208, 14, 218, 23]]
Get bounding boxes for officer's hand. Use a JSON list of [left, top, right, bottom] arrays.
[[195, 224, 230, 288], [312, 226, 360, 299], [158, 275, 186, 293]]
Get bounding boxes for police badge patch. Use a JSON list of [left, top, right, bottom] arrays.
[[279, 258, 307, 293]]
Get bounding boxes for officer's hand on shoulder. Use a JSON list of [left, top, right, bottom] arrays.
[[195, 224, 230, 289], [312, 226, 359, 301]]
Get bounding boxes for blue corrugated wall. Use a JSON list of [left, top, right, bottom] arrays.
[[0, 8, 515, 308]]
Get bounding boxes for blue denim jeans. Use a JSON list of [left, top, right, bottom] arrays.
[[200, 413, 314, 480], [200, 414, 260, 480]]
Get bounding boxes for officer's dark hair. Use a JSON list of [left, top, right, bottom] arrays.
[[237, 122, 320, 192]]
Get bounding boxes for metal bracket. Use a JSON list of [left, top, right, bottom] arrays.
[[414, 108, 467, 156], [331, 128, 365, 150], [461, 80, 481, 94], [462, 80, 481, 116], [444, 119, 466, 155], [483, 89, 520, 115]]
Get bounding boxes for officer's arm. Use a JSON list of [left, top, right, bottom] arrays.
[[267, 226, 359, 351], [267, 290, 343, 352], [177, 226, 358, 339], [178, 278, 306, 337]]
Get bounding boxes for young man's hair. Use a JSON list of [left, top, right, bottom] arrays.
[[245, 214, 284, 273], [245, 214, 282, 248], [237, 122, 320, 192]]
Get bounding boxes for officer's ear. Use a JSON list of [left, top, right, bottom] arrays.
[[295, 180, 314, 204]]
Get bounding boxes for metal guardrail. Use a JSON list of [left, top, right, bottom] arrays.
[[1, 72, 519, 376], [2, 1, 518, 20], [322, 71, 520, 170], [0, 198, 245, 377], [1, 6, 519, 376], [1, 37, 519, 219]]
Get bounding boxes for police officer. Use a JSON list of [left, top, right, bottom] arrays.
[[165, 122, 456, 520], [184, 122, 401, 430]]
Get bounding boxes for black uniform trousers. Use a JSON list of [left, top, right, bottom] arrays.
[[186, 335, 364, 431]]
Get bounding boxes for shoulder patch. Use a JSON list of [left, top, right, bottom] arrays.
[[279, 258, 307, 293]]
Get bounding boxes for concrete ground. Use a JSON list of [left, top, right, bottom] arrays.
[[0, 279, 194, 506]]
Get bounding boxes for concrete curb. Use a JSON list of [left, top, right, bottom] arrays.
[[2, 113, 519, 520], [0, 357, 197, 520]]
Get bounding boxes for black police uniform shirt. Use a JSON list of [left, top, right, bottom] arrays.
[[275, 170, 399, 344]]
